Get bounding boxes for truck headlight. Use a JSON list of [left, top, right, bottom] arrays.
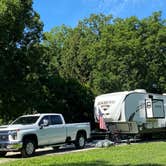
[[9, 130, 19, 140], [12, 133, 17, 140]]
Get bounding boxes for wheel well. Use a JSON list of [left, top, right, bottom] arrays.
[[76, 130, 87, 139], [22, 134, 38, 148]]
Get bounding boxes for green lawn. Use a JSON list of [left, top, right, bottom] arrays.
[[1, 142, 166, 166]]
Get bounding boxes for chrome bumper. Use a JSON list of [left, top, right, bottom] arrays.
[[0, 142, 22, 152]]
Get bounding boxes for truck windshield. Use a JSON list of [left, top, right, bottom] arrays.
[[12, 116, 40, 125]]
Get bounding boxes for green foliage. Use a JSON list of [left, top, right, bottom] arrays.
[[0, 0, 45, 122], [44, 12, 166, 95], [35, 75, 94, 123], [0, 0, 94, 123]]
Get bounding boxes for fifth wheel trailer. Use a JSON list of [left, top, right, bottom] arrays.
[[94, 89, 166, 137]]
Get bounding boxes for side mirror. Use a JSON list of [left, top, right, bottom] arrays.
[[40, 119, 49, 129], [43, 119, 49, 126]]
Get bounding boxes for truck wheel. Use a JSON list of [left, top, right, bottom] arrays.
[[0, 152, 7, 157], [21, 139, 36, 158], [75, 133, 86, 149]]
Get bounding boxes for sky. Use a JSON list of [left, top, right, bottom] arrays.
[[33, 0, 166, 32]]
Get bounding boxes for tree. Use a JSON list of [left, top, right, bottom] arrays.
[[44, 12, 166, 96], [0, 0, 45, 122], [40, 76, 94, 123], [0, 1, 95, 125]]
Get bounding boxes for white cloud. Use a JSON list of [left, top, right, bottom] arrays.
[[96, 0, 142, 16], [81, 0, 131, 16], [82, 0, 166, 18]]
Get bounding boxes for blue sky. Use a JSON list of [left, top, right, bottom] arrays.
[[33, 0, 166, 32]]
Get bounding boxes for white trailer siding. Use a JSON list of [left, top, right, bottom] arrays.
[[94, 92, 127, 122]]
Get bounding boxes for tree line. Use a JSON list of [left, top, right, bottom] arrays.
[[0, 0, 165, 124]]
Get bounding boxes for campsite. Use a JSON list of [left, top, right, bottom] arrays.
[[0, 0, 166, 165]]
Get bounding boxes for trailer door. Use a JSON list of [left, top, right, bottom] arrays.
[[146, 99, 165, 119]]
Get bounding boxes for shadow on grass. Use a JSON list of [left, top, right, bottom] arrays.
[[5, 146, 91, 158], [47, 160, 165, 166]]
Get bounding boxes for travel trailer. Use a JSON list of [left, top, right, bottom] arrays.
[[94, 89, 166, 137]]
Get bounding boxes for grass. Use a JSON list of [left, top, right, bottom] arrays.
[[1, 141, 166, 166]]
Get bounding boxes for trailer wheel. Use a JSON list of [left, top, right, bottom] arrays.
[[21, 139, 36, 158], [0, 152, 7, 157], [52, 146, 60, 151], [75, 133, 86, 149], [141, 133, 152, 140]]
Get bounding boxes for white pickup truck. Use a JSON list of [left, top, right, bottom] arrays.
[[0, 113, 91, 157]]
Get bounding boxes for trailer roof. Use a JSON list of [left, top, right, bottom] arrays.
[[95, 89, 166, 100]]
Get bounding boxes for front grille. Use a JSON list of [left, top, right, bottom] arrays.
[[0, 131, 9, 141], [0, 135, 8, 141]]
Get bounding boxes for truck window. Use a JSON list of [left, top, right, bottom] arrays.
[[50, 115, 63, 125], [39, 116, 50, 126], [12, 116, 40, 125]]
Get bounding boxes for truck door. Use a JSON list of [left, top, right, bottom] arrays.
[[37, 115, 51, 145], [49, 115, 66, 144]]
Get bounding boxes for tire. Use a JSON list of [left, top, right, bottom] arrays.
[[75, 133, 86, 149], [21, 139, 36, 158], [0, 151, 7, 157]]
